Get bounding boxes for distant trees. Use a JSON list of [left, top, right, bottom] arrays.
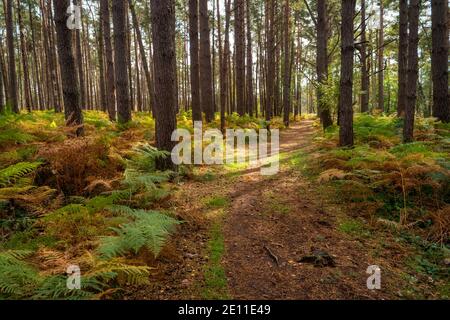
[[53, 0, 84, 136], [112, 0, 131, 124], [431, 0, 449, 123], [150, 0, 177, 170]]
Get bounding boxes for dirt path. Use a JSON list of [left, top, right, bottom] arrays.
[[220, 120, 394, 299], [127, 120, 410, 300]]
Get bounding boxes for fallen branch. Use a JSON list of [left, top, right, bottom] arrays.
[[264, 245, 280, 266]]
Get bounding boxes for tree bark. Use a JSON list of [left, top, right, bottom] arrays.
[[316, 0, 333, 129], [17, 0, 32, 112], [235, 0, 245, 115], [282, 0, 291, 126], [5, 0, 19, 113], [100, 0, 116, 121], [265, 0, 275, 121], [53, 0, 84, 136], [199, 0, 214, 122], [403, 0, 420, 143], [431, 0, 449, 122], [397, 0, 408, 117], [246, 0, 254, 117], [339, 0, 356, 147], [377, 0, 384, 111], [360, 0, 369, 113], [150, 0, 177, 171], [189, 0, 202, 122], [112, 0, 131, 123]]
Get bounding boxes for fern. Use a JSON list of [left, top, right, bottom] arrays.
[[0, 162, 42, 187], [0, 250, 41, 299], [98, 210, 180, 259]]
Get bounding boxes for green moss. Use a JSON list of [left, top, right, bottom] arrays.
[[204, 196, 229, 209]]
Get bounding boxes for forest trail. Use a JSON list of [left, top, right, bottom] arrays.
[[219, 120, 392, 299], [128, 120, 403, 300]]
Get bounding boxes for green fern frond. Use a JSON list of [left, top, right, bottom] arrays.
[[0, 162, 42, 187], [0, 250, 41, 299], [98, 210, 180, 259]]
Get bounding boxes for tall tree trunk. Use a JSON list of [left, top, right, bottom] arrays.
[[246, 0, 254, 117], [16, 0, 31, 112], [431, 0, 449, 122], [397, 0, 408, 117], [317, 0, 333, 129], [29, 1, 44, 110], [377, 0, 384, 111], [112, 0, 131, 123], [403, 0, 420, 143], [265, 0, 275, 121], [101, 0, 116, 121], [199, 0, 214, 122], [5, 0, 19, 113], [150, 0, 177, 170], [339, 0, 356, 147], [98, 12, 106, 112], [0, 37, 3, 112], [235, 0, 245, 115], [189, 0, 202, 122], [74, 0, 86, 109], [282, 0, 291, 126], [360, 0, 369, 113], [53, 0, 84, 136]]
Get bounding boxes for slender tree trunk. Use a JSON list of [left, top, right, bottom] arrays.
[[431, 0, 449, 122], [397, 0, 408, 117], [5, 0, 19, 113], [235, 0, 245, 115], [73, 0, 86, 110], [199, 0, 214, 122], [189, 0, 202, 122], [16, 0, 31, 112], [360, 0, 369, 113], [377, 0, 384, 111], [282, 0, 291, 126], [265, 0, 275, 121], [317, 0, 333, 129], [29, 1, 44, 110], [53, 0, 84, 136], [112, 0, 131, 123], [0, 37, 3, 112], [150, 0, 177, 170], [403, 0, 420, 142], [98, 13, 106, 112], [339, 0, 356, 147], [100, 0, 116, 121], [246, 0, 254, 117]]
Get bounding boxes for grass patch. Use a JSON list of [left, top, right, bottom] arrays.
[[202, 223, 229, 299], [204, 196, 229, 209], [338, 218, 370, 237]]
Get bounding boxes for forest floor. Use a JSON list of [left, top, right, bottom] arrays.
[[126, 120, 447, 300]]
